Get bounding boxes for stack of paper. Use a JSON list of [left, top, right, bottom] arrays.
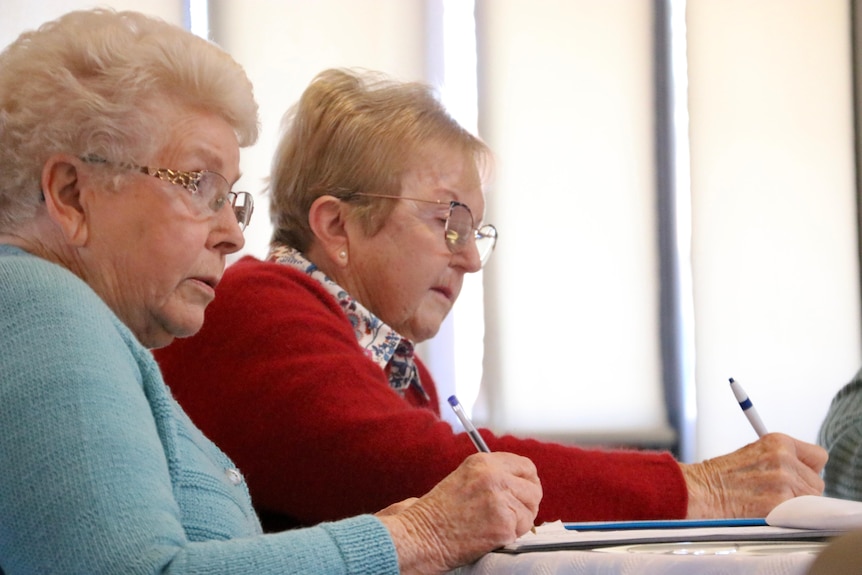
[[501, 495, 862, 553]]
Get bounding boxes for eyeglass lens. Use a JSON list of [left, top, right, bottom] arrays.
[[230, 191, 254, 231], [475, 225, 497, 266], [445, 203, 497, 265], [196, 171, 253, 231]]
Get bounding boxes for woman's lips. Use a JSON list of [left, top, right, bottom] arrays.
[[432, 285, 454, 301], [188, 275, 219, 297]]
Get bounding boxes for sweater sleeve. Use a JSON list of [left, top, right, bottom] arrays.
[[819, 368, 862, 501], [156, 257, 687, 526], [0, 252, 398, 575]]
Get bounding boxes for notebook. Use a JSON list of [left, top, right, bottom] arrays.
[[500, 495, 862, 553]]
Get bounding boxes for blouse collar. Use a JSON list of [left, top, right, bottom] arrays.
[[267, 244, 427, 399]]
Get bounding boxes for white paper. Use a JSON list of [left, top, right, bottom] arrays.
[[502, 523, 838, 553], [766, 495, 862, 530]]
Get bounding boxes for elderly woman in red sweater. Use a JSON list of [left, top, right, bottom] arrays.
[[155, 67, 826, 532]]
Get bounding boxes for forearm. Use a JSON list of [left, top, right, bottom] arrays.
[[491, 435, 687, 522], [378, 512, 448, 575]]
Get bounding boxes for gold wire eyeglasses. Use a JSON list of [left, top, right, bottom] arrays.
[[346, 192, 498, 267], [81, 155, 254, 231]]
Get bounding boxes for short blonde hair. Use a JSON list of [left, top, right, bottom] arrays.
[[269, 68, 490, 251], [0, 8, 259, 230]]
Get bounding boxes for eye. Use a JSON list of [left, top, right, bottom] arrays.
[[211, 194, 228, 211], [432, 207, 451, 224], [197, 171, 233, 213], [184, 171, 205, 194]]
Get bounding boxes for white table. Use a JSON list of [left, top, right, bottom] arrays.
[[452, 540, 824, 575]]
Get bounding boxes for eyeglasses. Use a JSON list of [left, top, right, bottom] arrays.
[[347, 192, 498, 266], [81, 155, 254, 231]]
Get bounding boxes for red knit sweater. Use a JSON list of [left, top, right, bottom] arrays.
[[155, 256, 687, 529]]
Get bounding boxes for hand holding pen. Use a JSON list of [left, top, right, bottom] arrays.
[[376, 401, 540, 569], [680, 377, 827, 518], [728, 377, 768, 437], [447, 395, 539, 533]]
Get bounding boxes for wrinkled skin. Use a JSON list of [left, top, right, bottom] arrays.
[[377, 452, 542, 574], [681, 432, 827, 518]]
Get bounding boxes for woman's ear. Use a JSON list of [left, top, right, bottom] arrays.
[[308, 195, 352, 266], [40, 154, 89, 246]]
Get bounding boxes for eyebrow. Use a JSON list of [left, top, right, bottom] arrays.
[[434, 188, 484, 211], [188, 148, 242, 185]]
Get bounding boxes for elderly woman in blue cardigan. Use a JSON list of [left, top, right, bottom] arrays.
[[0, 9, 541, 575]]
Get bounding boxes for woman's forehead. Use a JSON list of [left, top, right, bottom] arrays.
[[403, 143, 480, 186], [154, 113, 241, 177]]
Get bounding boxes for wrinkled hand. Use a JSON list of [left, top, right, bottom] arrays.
[[681, 432, 827, 518], [378, 452, 541, 575], [375, 498, 419, 517]]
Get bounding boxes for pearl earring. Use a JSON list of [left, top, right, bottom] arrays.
[[339, 251, 347, 260]]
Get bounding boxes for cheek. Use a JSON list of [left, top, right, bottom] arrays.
[[396, 266, 444, 326], [362, 226, 444, 310], [148, 231, 207, 285]]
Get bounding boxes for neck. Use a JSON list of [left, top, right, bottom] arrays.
[[304, 242, 344, 285], [0, 218, 82, 274]]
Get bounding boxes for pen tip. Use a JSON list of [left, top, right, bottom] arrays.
[[728, 377, 735, 384], [447, 395, 458, 406]]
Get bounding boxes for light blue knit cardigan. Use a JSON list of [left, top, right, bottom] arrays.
[[0, 244, 398, 574]]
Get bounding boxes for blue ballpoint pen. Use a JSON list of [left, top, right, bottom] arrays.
[[729, 377, 769, 437], [447, 395, 490, 453], [448, 396, 537, 532]]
